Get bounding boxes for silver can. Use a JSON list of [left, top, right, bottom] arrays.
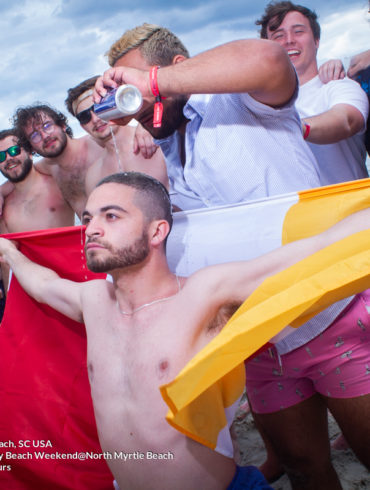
[[93, 84, 143, 121]]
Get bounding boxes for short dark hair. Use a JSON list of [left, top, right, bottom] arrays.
[[0, 128, 18, 142], [96, 172, 173, 233], [256, 1, 320, 41], [12, 104, 73, 154], [65, 76, 99, 116]]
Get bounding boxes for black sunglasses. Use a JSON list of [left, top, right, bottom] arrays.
[[76, 105, 94, 125], [0, 145, 21, 163]]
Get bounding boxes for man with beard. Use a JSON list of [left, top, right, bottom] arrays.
[[93, 23, 321, 211], [65, 75, 168, 196], [0, 129, 74, 290], [12, 104, 104, 218], [0, 129, 114, 488], [0, 129, 74, 233], [0, 171, 367, 490]]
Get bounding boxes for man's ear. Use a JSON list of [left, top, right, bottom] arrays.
[[149, 220, 170, 247], [172, 54, 187, 65]]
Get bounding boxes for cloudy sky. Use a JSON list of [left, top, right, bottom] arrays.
[[0, 0, 369, 139]]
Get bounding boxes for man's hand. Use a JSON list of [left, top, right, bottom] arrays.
[[93, 67, 152, 103], [348, 50, 370, 79], [133, 123, 158, 158], [318, 59, 345, 83], [0, 238, 18, 263]]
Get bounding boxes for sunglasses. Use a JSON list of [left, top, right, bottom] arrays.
[[0, 145, 21, 163], [76, 105, 94, 125]]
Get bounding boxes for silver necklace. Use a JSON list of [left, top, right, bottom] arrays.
[[117, 275, 181, 316]]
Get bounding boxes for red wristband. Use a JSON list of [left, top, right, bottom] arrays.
[[303, 122, 311, 140], [149, 66, 163, 128]]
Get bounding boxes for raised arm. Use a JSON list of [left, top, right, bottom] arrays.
[[94, 39, 297, 108], [194, 208, 370, 310], [0, 238, 84, 322]]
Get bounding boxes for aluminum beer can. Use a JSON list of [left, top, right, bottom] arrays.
[[93, 84, 143, 121]]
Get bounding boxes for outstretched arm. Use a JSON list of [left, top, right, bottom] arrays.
[[194, 208, 370, 309], [0, 238, 84, 322], [94, 39, 297, 108]]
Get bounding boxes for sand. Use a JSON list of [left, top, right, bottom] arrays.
[[232, 399, 370, 489]]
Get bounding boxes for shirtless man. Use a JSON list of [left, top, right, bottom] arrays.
[[12, 103, 160, 218], [65, 76, 168, 195], [0, 129, 74, 233], [11, 104, 103, 218], [0, 128, 74, 290], [0, 171, 367, 490]]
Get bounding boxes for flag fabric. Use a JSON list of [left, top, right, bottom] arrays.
[[163, 178, 370, 456], [0, 179, 369, 485], [0, 227, 113, 489]]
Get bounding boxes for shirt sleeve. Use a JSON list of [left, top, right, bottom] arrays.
[[326, 77, 369, 130]]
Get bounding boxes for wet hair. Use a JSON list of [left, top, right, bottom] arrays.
[[256, 1, 320, 41], [107, 23, 189, 67], [96, 172, 173, 234], [12, 103, 73, 154], [65, 75, 99, 116]]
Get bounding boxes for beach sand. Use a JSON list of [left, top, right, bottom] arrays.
[[232, 398, 370, 489]]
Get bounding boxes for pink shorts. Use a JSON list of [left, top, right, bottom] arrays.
[[245, 292, 370, 414]]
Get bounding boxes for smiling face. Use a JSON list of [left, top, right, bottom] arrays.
[[82, 183, 151, 273], [266, 10, 319, 84], [113, 48, 187, 139], [0, 135, 33, 183], [23, 111, 68, 158]]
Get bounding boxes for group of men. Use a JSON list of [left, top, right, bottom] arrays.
[[0, 1, 369, 489]]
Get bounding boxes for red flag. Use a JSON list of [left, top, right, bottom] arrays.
[[0, 227, 113, 489]]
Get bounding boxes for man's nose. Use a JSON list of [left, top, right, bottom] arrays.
[[85, 218, 103, 237]]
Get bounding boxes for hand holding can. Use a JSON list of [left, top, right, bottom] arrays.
[[93, 85, 143, 121]]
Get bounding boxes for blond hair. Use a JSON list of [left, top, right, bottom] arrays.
[[107, 23, 189, 67]]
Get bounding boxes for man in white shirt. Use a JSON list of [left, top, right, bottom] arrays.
[[244, 3, 370, 488], [258, 1, 369, 186]]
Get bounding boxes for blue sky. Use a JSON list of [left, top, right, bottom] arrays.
[[0, 0, 369, 139]]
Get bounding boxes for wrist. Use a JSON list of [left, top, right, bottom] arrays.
[[149, 66, 164, 128], [303, 122, 311, 140]]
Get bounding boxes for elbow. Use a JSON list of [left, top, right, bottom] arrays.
[[257, 41, 297, 105]]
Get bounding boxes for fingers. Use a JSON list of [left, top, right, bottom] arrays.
[[134, 133, 158, 159], [318, 60, 345, 84], [93, 68, 120, 103], [333, 61, 345, 80]]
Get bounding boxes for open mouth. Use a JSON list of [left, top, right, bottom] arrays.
[[287, 49, 300, 57], [5, 161, 20, 171]]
